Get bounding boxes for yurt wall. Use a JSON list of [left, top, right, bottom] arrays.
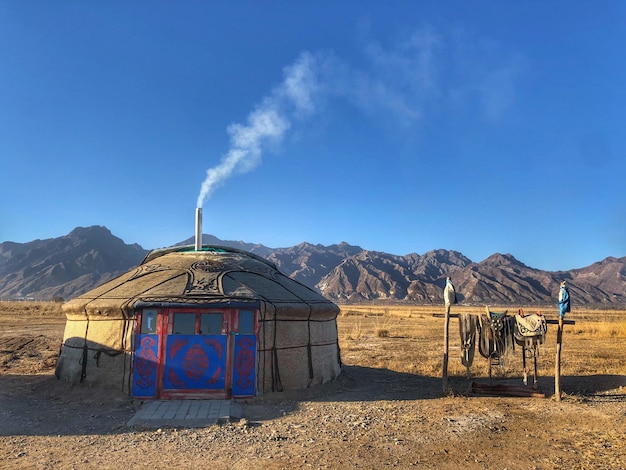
[[55, 310, 134, 392], [257, 301, 341, 393]]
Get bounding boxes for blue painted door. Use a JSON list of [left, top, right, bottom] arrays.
[[132, 309, 160, 398], [161, 311, 228, 398], [232, 309, 257, 397], [232, 335, 256, 396]]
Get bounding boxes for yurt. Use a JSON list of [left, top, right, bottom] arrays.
[[55, 244, 342, 399]]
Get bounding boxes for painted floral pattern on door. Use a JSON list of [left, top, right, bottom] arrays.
[[163, 335, 226, 390], [132, 335, 159, 397], [232, 335, 256, 397]]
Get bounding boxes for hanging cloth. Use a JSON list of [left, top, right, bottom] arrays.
[[458, 313, 477, 368]]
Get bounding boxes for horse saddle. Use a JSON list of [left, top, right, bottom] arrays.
[[514, 311, 547, 341]]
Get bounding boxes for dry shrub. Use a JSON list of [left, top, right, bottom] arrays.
[[376, 328, 390, 338], [374, 314, 391, 338], [345, 318, 363, 341]]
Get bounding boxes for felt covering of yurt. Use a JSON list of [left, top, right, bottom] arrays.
[[55, 245, 342, 395]]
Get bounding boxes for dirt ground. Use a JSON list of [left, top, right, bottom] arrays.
[[1, 304, 625, 469]]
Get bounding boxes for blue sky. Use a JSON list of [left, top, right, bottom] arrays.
[[1, 2, 624, 272]]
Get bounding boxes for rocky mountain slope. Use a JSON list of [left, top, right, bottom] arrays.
[[0, 226, 147, 300], [1, 227, 624, 306]]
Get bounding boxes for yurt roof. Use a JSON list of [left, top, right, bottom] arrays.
[[63, 245, 338, 318]]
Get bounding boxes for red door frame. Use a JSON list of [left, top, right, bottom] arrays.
[[134, 307, 258, 399]]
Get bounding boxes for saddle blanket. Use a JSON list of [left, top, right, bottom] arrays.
[[514, 313, 547, 338]]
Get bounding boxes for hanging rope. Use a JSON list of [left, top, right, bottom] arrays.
[[477, 309, 516, 368], [80, 307, 90, 383], [458, 313, 477, 369], [271, 301, 283, 392], [307, 304, 314, 383]]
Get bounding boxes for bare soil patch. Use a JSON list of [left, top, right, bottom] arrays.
[[0, 303, 625, 469]]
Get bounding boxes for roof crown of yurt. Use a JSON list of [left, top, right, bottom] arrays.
[[56, 209, 342, 400]]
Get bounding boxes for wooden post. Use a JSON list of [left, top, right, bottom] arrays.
[[522, 342, 528, 386], [532, 342, 539, 389], [442, 304, 450, 394], [555, 316, 564, 401]]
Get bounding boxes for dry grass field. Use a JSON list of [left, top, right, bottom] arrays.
[[337, 304, 626, 382], [1, 301, 625, 469]]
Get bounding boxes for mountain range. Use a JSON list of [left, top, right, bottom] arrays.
[[1, 225, 624, 307]]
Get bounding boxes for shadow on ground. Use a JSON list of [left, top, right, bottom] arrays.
[[1, 367, 624, 436], [0, 374, 134, 437]]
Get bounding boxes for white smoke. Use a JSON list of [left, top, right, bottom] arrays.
[[196, 28, 520, 208], [196, 52, 320, 208], [196, 38, 439, 209]]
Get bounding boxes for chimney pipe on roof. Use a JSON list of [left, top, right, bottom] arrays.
[[195, 207, 202, 251]]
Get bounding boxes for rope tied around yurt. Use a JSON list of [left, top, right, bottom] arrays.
[[66, 303, 135, 386], [271, 306, 283, 392], [81, 307, 90, 382], [66, 339, 129, 378], [335, 315, 342, 368], [254, 299, 283, 393], [306, 303, 314, 384], [236, 264, 339, 392], [256, 306, 341, 392]]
